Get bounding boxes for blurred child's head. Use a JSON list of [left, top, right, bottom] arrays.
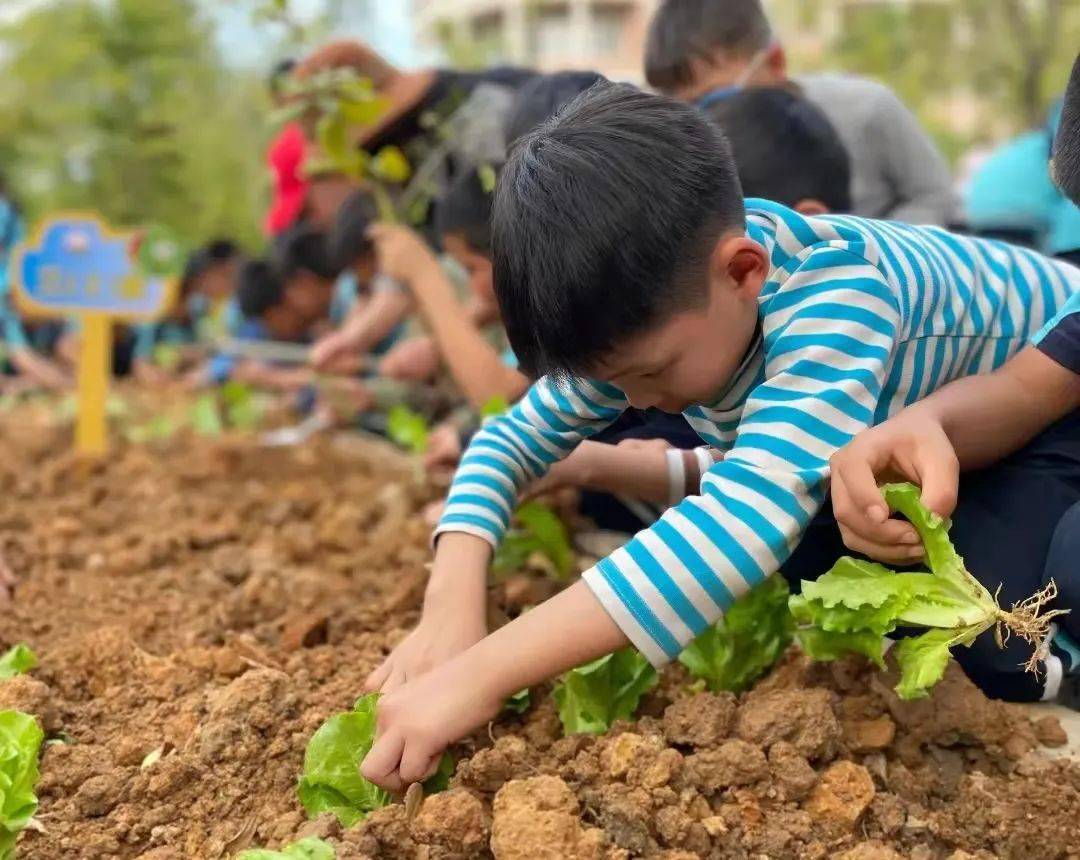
[[645, 0, 786, 104], [272, 225, 341, 323], [328, 190, 378, 282], [436, 170, 495, 309], [268, 58, 297, 107], [705, 87, 851, 214], [494, 83, 767, 413], [504, 71, 607, 146], [304, 172, 358, 229], [181, 240, 241, 303], [237, 260, 305, 339], [1054, 55, 1080, 206]]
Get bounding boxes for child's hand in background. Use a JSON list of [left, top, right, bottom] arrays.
[[379, 336, 441, 383], [423, 423, 463, 474], [367, 224, 439, 287], [829, 409, 960, 564]]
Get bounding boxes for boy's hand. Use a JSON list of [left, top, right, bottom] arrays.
[[367, 224, 439, 287], [423, 423, 463, 473], [362, 653, 504, 791], [379, 336, 441, 383], [829, 410, 959, 564], [311, 329, 360, 372]]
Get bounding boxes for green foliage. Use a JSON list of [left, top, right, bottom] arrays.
[[0, 711, 44, 860], [298, 694, 451, 827], [480, 395, 509, 419], [492, 502, 574, 581], [152, 344, 183, 373], [0, 647, 37, 682], [679, 576, 793, 694], [237, 837, 335, 860], [190, 393, 225, 437], [790, 483, 1010, 699], [503, 689, 531, 716], [386, 405, 430, 455], [553, 649, 658, 735], [220, 381, 264, 432]]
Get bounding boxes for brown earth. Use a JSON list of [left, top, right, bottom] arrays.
[[1, 408, 1079, 859]]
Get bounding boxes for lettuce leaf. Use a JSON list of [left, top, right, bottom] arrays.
[[791, 483, 1000, 699], [386, 405, 429, 455], [679, 575, 793, 693], [503, 689, 531, 716], [297, 694, 452, 827], [0, 647, 37, 681], [493, 502, 574, 580], [0, 711, 44, 860], [237, 837, 335, 860], [553, 649, 658, 735]]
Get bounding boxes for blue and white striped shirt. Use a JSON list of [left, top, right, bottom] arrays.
[[436, 200, 1080, 666]]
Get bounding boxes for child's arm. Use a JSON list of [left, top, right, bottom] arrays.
[[830, 344, 1080, 563], [362, 579, 626, 791], [527, 438, 684, 504], [368, 225, 529, 410], [310, 287, 413, 371], [365, 375, 629, 689], [378, 335, 441, 383]]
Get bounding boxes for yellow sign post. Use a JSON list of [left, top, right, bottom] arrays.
[[10, 214, 179, 457]]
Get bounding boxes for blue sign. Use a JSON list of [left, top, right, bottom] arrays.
[[12, 215, 175, 320]]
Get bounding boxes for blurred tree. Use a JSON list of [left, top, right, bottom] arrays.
[[0, 0, 270, 247]]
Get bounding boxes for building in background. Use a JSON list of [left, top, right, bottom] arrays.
[[413, 0, 660, 82]]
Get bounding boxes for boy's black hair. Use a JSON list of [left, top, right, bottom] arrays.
[[494, 82, 745, 379], [435, 169, 495, 254], [645, 0, 773, 93], [180, 239, 239, 294], [269, 58, 297, 97], [1054, 54, 1080, 206], [504, 71, 607, 145], [327, 191, 378, 270], [705, 87, 852, 213], [237, 259, 284, 319], [272, 224, 341, 282]]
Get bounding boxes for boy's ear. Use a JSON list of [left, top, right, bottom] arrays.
[[763, 43, 788, 83], [710, 235, 769, 299]]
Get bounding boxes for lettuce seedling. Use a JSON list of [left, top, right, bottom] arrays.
[[553, 649, 658, 735], [298, 694, 452, 827], [791, 482, 1066, 699], [492, 502, 574, 581], [386, 405, 430, 455], [0, 647, 36, 682], [190, 393, 225, 436], [237, 837, 335, 860], [502, 689, 531, 716], [679, 575, 793, 693], [0, 711, 43, 860]]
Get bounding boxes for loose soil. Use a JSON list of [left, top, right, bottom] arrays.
[[1, 405, 1079, 859]]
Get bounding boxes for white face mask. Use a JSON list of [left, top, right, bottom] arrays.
[[695, 45, 774, 111]]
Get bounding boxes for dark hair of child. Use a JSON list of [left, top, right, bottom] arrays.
[[1054, 54, 1080, 206], [327, 191, 378, 271], [269, 58, 297, 97], [493, 82, 744, 379], [504, 70, 608, 146], [237, 259, 284, 319], [435, 169, 495, 255], [180, 239, 239, 295], [705, 87, 852, 213], [271, 224, 341, 282], [645, 0, 772, 93]]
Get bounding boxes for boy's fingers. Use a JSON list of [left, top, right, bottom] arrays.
[[839, 527, 924, 565], [363, 659, 393, 693], [399, 741, 442, 786], [913, 433, 960, 519], [832, 456, 890, 525], [381, 665, 407, 693], [832, 472, 913, 546], [361, 730, 407, 792]]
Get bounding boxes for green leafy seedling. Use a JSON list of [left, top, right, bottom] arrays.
[[0, 646, 37, 682], [553, 648, 658, 735], [492, 502, 574, 581], [679, 575, 793, 694], [190, 393, 225, 436], [386, 405, 430, 455], [0, 711, 44, 860], [502, 688, 531, 716], [791, 482, 1067, 699], [237, 837, 335, 860], [297, 694, 452, 827]]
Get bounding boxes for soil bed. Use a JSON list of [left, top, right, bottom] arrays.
[[1, 412, 1078, 859]]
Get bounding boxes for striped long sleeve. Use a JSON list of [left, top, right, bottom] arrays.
[[435, 378, 629, 545], [583, 249, 901, 664]]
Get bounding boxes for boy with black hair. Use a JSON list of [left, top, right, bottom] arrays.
[[706, 87, 851, 214], [503, 70, 607, 146], [644, 0, 955, 225], [358, 84, 1079, 789]]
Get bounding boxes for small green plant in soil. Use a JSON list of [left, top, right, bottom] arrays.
[[493, 502, 574, 581], [237, 837, 335, 860], [0, 647, 36, 682], [679, 575, 793, 694], [298, 694, 452, 827], [502, 688, 531, 716], [553, 648, 658, 735], [0, 711, 43, 860], [386, 405, 430, 456], [791, 482, 1066, 699]]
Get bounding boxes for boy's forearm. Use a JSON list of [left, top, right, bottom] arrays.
[[466, 580, 629, 701], [425, 532, 492, 614], [921, 347, 1080, 469], [574, 442, 671, 502]]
